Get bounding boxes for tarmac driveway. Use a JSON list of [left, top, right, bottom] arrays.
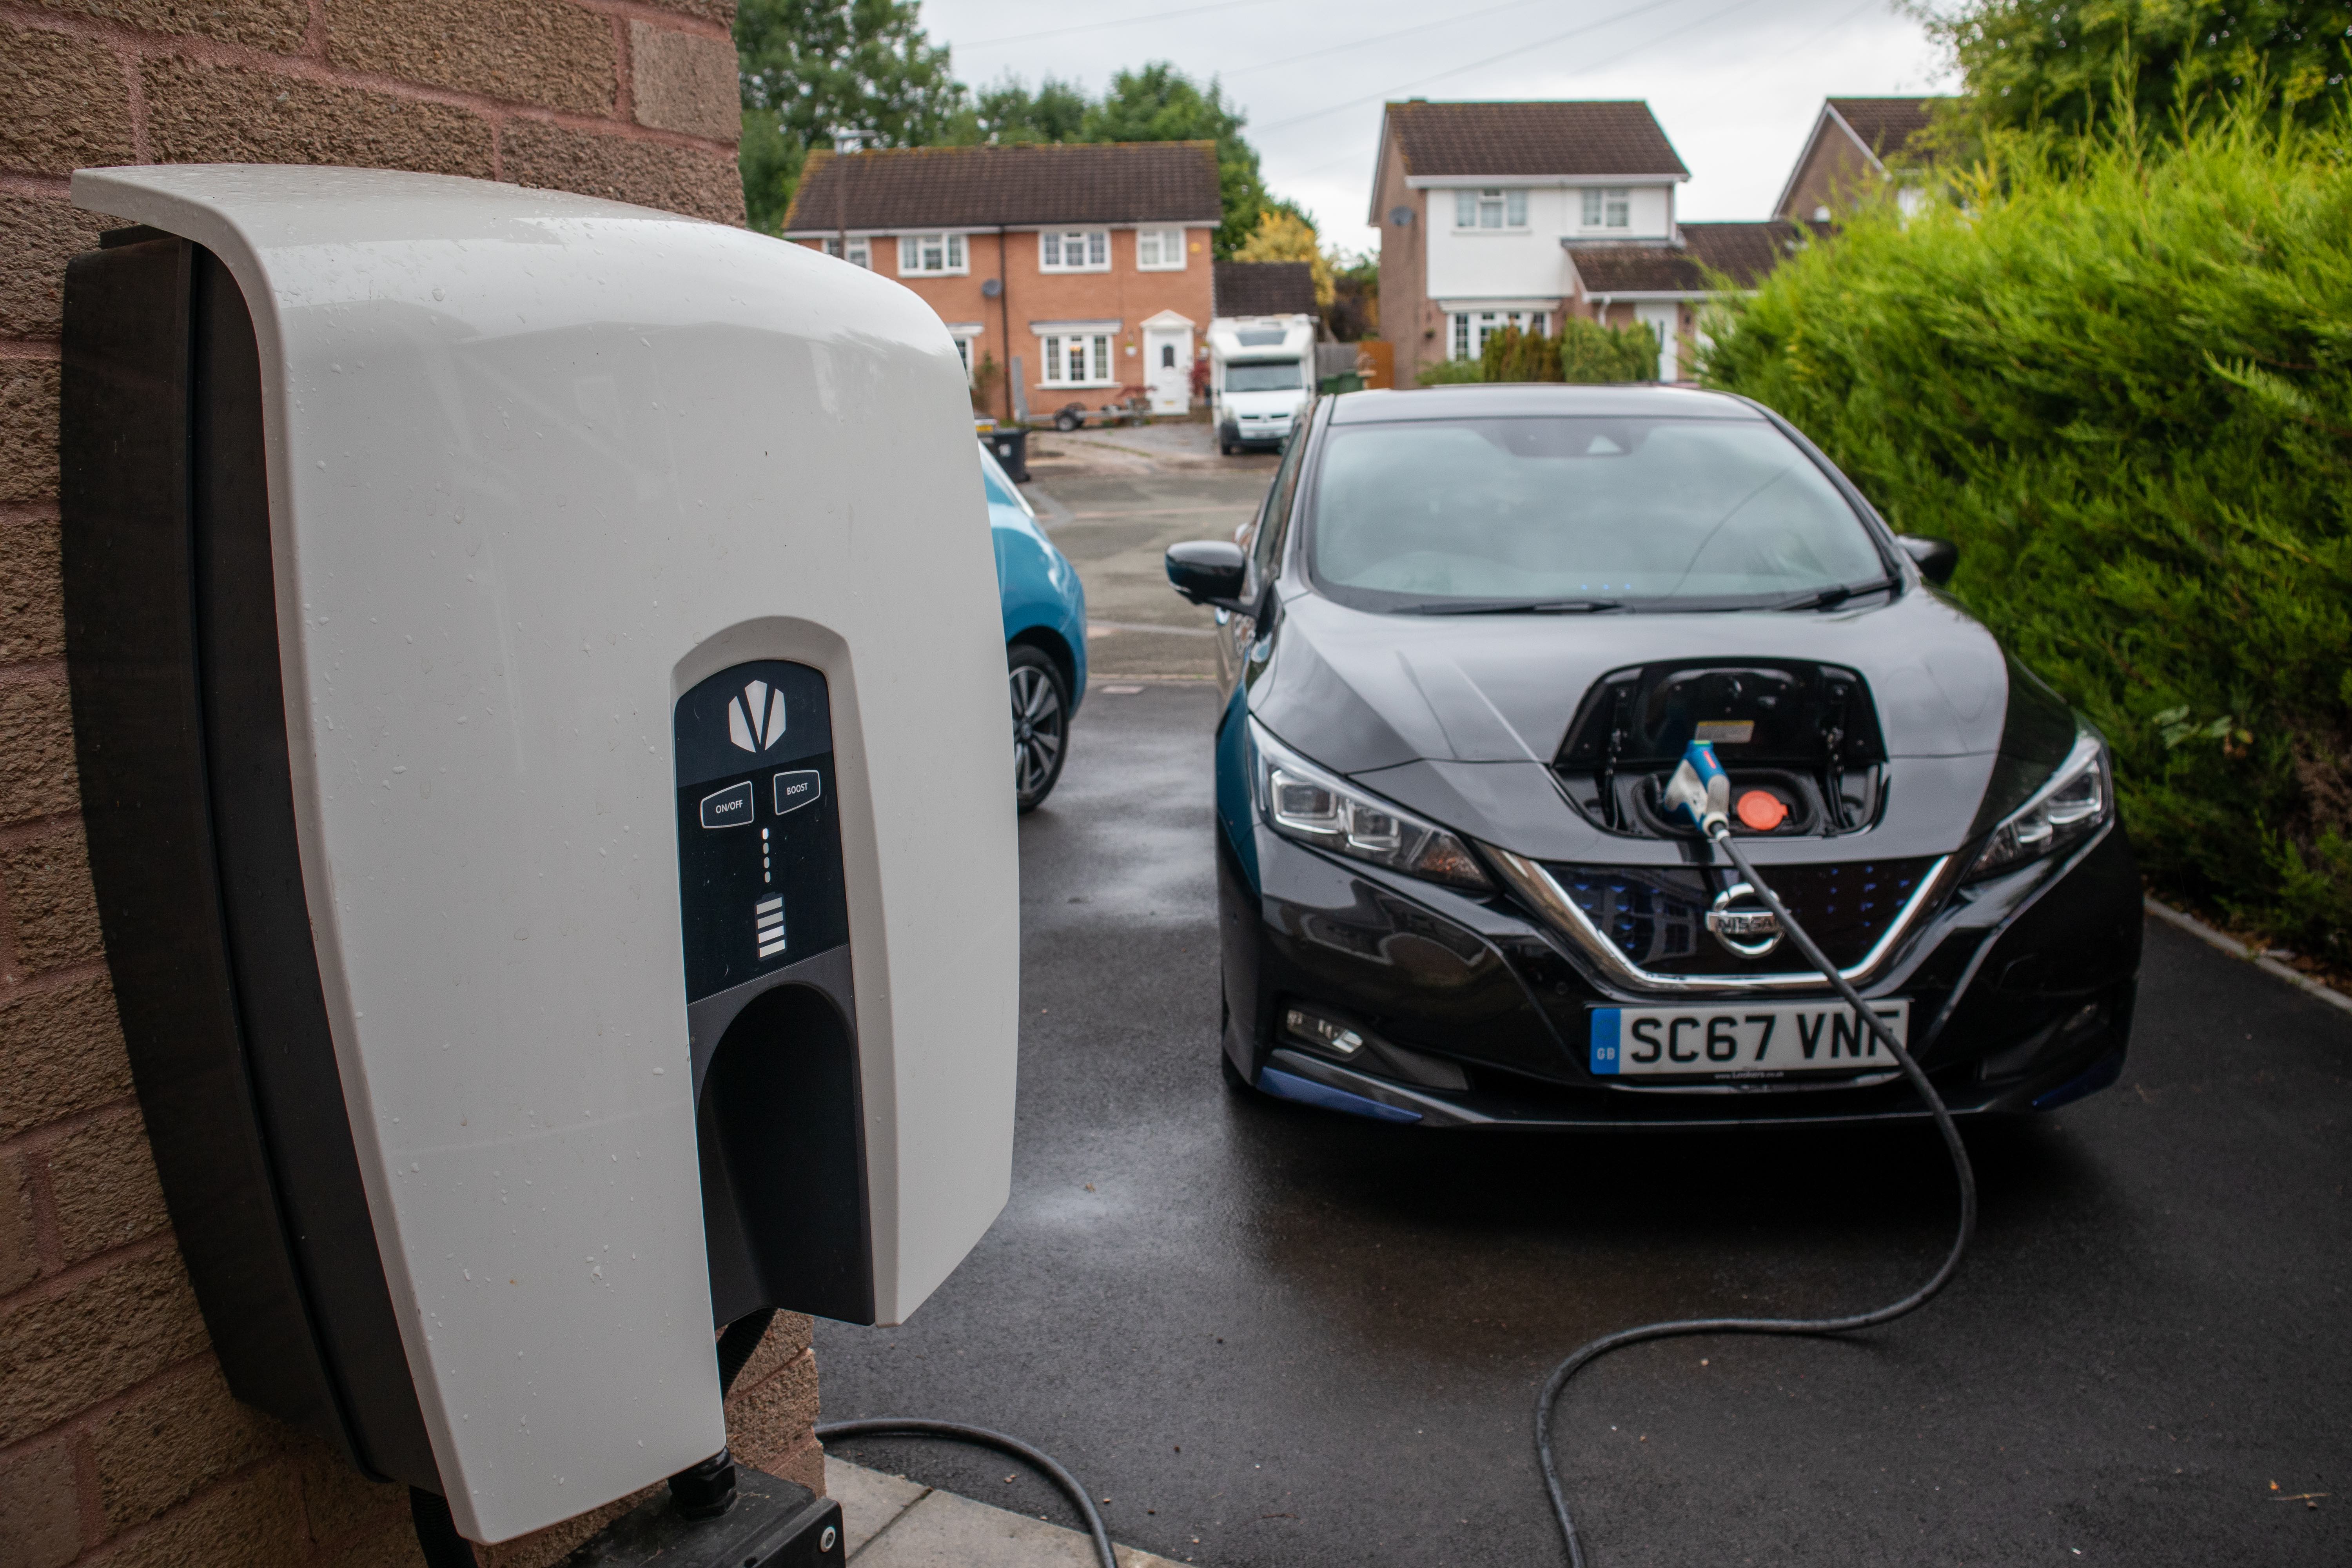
[[815, 678, 2352, 1568]]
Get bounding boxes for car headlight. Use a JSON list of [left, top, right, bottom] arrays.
[[1251, 719, 1491, 890], [1968, 730, 2111, 879]]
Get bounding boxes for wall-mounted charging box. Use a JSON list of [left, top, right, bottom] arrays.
[[59, 166, 1020, 1544]]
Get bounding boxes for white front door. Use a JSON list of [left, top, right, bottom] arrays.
[[1145, 327, 1192, 414], [1635, 302, 1681, 382]]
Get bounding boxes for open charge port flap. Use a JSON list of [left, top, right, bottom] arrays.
[[1553, 659, 1889, 838]]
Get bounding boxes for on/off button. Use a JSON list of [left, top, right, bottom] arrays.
[[699, 780, 754, 829]]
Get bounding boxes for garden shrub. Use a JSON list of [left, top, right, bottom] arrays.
[[1558, 319, 1659, 383], [1700, 109, 2352, 956]]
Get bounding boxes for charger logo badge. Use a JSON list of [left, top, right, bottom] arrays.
[[727, 681, 788, 753]]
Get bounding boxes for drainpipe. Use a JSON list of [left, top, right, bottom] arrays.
[[997, 225, 1013, 422]]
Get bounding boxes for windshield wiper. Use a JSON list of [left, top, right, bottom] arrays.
[[1399, 598, 1624, 615], [1768, 576, 1898, 612]]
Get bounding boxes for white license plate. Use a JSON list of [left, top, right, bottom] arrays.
[[1589, 999, 1910, 1078]]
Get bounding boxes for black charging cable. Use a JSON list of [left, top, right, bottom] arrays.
[[1535, 823, 1979, 1566], [815, 1418, 1118, 1568], [720, 1308, 1119, 1568]]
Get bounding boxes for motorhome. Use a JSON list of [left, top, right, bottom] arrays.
[[1208, 314, 1315, 454]]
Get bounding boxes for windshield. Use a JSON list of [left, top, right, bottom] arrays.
[[1226, 361, 1303, 393], [1307, 416, 1888, 611]]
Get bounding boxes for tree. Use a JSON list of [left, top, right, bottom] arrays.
[[734, 0, 967, 233], [1085, 64, 1266, 255], [1232, 203, 1334, 307], [1922, 0, 2352, 136], [957, 74, 1091, 145]]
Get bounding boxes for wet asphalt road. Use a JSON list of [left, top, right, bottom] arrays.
[[815, 682, 2352, 1567]]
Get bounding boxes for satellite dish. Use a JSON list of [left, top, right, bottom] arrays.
[[1388, 206, 1414, 227], [981, 277, 1004, 298]]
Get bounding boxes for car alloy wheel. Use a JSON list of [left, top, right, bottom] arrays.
[[1008, 645, 1070, 812]]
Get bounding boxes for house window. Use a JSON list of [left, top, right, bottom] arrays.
[[1581, 188, 1630, 229], [1042, 333, 1115, 386], [822, 236, 870, 268], [1040, 230, 1110, 271], [949, 330, 982, 383], [1453, 189, 1527, 229], [897, 233, 967, 274], [1135, 228, 1187, 269], [1450, 309, 1549, 360]]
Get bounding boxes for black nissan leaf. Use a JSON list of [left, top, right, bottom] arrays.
[[1165, 384, 2140, 1129]]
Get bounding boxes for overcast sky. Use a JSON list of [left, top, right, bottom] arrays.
[[914, 0, 1958, 250]]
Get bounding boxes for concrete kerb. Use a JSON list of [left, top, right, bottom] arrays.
[[2143, 896, 2352, 1017], [825, 1457, 1186, 1567]]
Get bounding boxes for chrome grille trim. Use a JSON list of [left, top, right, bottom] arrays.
[[1484, 845, 1958, 996]]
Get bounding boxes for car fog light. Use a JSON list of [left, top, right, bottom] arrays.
[[1285, 1007, 1364, 1058]]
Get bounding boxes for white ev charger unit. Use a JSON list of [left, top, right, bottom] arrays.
[[58, 165, 1019, 1548]]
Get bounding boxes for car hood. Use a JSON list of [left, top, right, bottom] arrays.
[[1248, 585, 2022, 865]]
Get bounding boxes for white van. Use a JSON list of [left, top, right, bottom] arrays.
[[1208, 315, 1315, 454]]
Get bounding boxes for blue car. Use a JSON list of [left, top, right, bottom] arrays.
[[982, 441, 1087, 811]]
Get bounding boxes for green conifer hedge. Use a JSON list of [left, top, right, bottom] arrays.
[[1702, 112, 2352, 956]]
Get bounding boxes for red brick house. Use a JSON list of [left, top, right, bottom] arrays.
[[783, 142, 1220, 419], [1773, 97, 1948, 221], [1370, 99, 1692, 386]]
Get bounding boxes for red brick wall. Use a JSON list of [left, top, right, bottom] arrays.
[[1370, 127, 1434, 389], [0, 6, 825, 1567], [1777, 120, 1873, 222], [805, 225, 1216, 421]]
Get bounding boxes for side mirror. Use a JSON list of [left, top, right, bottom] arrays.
[[1896, 534, 1958, 587], [1166, 539, 1250, 611]]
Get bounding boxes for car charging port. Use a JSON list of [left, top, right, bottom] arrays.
[[1555, 661, 1889, 838]]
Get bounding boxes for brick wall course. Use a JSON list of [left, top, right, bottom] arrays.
[[0, 1440, 84, 1568], [503, 118, 743, 223], [325, 0, 616, 117], [2, 681, 80, 827], [90, 1361, 285, 1530], [0, 1145, 36, 1294], [102, 1466, 311, 1568], [0, 199, 107, 338], [46, 1107, 169, 1265], [618, 0, 737, 24], [0, 1248, 210, 1446], [0, 975, 134, 1140], [143, 60, 500, 177], [288, 1435, 404, 1549], [627, 21, 737, 141], [2, 361, 63, 504], [22, 0, 310, 54], [0, 825, 104, 976], [0, 514, 65, 664], [0, 24, 134, 177]]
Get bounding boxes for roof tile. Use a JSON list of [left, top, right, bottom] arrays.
[[1213, 260, 1316, 318], [1387, 100, 1688, 180], [1571, 222, 1824, 294], [783, 141, 1221, 232], [1826, 97, 1946, 164]]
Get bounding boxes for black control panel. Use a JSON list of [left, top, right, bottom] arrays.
[[674, 662, 849, 1003]]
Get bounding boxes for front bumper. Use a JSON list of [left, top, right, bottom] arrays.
[[1218, 811, 2141, 1129]]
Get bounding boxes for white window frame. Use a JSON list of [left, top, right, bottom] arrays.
[[1449, 309, 1549, 360], [1134, 227, 1188, 270], [1040, 332, 1118, 388], [1580, 187, 1631, 230], [822, 236, 871, 269], [1454, 188, 1527, 230], [1040, 229, 1111, 272], [946, 326, 984, 384], [896, 232, 968, 275]]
